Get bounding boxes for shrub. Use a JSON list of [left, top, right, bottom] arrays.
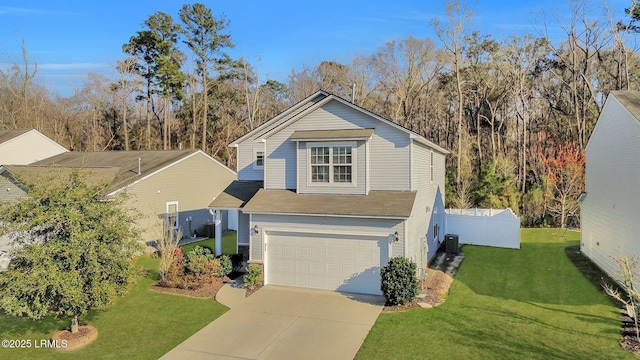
[[217, 255, 232, 278], [185, 245, 217, 276], [203, 258, 222, 277], [186, 245, 215, 260], [380, 256, 419, 306], [244, 264, 262, 290], [186, 254, 210, 275], [160, 248, 185, 287], [604, 257, 640, 343]]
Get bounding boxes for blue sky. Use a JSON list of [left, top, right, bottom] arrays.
[[0, 0, 632, 97]]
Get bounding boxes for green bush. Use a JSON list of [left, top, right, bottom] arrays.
[[380, 256, 419, 306], [217, 255, 232, 278], [186, 245, 215, 260], [244, 264, 262, 290]]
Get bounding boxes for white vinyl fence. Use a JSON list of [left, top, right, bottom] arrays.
[[445, 208, 520, 249]]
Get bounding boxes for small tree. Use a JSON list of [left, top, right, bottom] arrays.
[[380, 257, 419, 306], [604, 257, 640, 343], [541, 143, 585, 228], [157, 227, 182, 283], [0, 169, 141, 333]]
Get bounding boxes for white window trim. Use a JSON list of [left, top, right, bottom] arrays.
[[253, 148, 265, 170], [430, 150, 434, 183], [306, 141, 357, 187], [166, 201, 179, 230]]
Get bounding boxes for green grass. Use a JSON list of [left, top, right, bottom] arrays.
[[0, 256, 227, 360], [356, 228, 633, 360], [180, 232, 238, 255]]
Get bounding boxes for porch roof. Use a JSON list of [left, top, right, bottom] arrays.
[[209, 180, 264, 209], [242, 189, 416, 219]]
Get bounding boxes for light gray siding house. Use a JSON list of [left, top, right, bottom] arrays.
[[210, 91, 449, 295], [1, 150, 236, 246], [0, 129, 68, 165], [582, 91, 640, 284]]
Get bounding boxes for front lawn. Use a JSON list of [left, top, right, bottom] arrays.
[[0, 256, 227, 359], [180, 232, 238, 255], [356, 228, 633, 359]]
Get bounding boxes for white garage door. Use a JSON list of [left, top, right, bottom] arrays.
[[266, 232, 388, 295]]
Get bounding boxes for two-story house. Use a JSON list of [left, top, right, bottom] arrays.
[[210, 91, 448, 295]]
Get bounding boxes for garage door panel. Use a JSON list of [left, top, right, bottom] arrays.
[[267, 232, 387, 295]]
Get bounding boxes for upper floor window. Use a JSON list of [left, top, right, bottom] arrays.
[[310, 145, 352, 183]]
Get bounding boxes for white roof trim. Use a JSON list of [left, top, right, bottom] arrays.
[[230, 90, 330, 146], [239, 209, 408, 220], [259, 93, 450, 155]]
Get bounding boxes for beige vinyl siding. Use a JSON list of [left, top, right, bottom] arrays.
[[249, 214, 405, 263], [0, 130, 67, 165], [237, 142, 264, 181], [123, 152, 236, 242], [582, 95, 640, 284], [297, 140, 367, 195], [264, 100, 410, 192]]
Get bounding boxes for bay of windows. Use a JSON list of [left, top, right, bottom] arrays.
[[310, 146, 352, 183]]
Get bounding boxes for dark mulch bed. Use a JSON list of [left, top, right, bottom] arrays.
[[52, 325, 98, 351], [382, 250, 460, 312], [150, 277, 230, 299], [565, 245, 640, 355]]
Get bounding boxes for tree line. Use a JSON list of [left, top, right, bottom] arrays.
[[1, 0, 638, 227]]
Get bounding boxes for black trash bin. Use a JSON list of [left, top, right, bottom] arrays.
[[445, 234, 459, 254]]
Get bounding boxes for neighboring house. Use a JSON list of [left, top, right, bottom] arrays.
[[210, 90, 449, 295], [0, 129, 68, 165], [0, 150, 236, 246], [581, 90, 640, 284]]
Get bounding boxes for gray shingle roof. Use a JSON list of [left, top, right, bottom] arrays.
[[0, 129, 31, 144], [31, 150, 199, 192], [290, 128, 374, 140], [611, 91, 640, 121], [209, 181, 264, 208], [242, 189, 416, 218], [2, 165, 120, 188]]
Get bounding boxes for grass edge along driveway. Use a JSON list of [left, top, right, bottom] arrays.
[[356, 228, 633, 360]]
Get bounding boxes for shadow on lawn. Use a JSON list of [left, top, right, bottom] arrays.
[[444, 309, 615, 360], [0, 312, 67, 338], [454, 242, 615, 306]]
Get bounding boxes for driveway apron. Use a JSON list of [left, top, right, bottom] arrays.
[[160, 285, 385, 360]]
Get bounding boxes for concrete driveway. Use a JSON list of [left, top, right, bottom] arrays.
[[161, 285, 385, 360]]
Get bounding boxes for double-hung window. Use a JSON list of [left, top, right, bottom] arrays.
[[310, 145, 352, 184], [166, 201, 179, 230], [253, 150, 264, 169]]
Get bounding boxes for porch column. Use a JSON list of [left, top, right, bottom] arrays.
[[214, 209, 222, 256]]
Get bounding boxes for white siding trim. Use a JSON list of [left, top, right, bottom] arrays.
[[241, 211, 408, 220], [263, 226, 396, 238]]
